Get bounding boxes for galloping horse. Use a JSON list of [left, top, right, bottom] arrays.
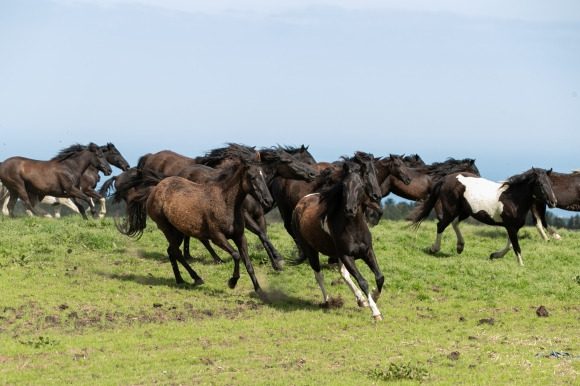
[[408, 168, 557, 266], [0, 143, 112, 220], [271, 151, 382, 242], [189, 144, 317, 269], [530, 170, 580, 241], [114, 146, 274, 296], [291, 160, 385, 320]]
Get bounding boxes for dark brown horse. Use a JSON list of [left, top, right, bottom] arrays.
[[408, 168, 557, 266], [291, 160, 385, 320], [75, 143, 130, 218], [114, 146, 274, 295], [189, 145, 317, 269], [0, 143, 112, 220], [530, 170, 580, 241], [365, 154, 413, 225]]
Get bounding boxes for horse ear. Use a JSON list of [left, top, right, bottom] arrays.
[[548, 168, 553, 175], [254, 151, 261, 162]]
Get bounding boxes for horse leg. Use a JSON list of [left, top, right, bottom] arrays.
[[506, 227, 524, 266], [52, 202, 62, 218], [232, 233, 264, 296], [535, 203, 562, 241], [98, 197, 106, 218], [338, 261, 368, 307], [339, 256, 382, 321], [531, 203, 550, 242], [61, 198, 81, 216], [160, 225, 204, 285], [451, 218, 465, 254], [209, 234, 247, 290], [71, 197, 89, 220], [15, 189, 50, 218], [244, 212, 284, 271], [199, 239, 225, 264], [490, 238, 512, 260]]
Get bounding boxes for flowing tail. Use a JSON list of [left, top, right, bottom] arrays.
[[99, 175, 116, 197], [113, 168, 166, 239], [406, 179, 443, 229]]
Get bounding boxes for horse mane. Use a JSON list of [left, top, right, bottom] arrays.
[[419, 157, 477, 178], [136, 153, 152, 169], [257, 147, 285, 164], [204, 145, 259, 183], [500, 168, 547, 188], [196, 143, 256, 167], [52, 143, 89, 162]]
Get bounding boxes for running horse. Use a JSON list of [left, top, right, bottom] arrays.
[[291, 159, 385, 320], [114, 146, 274, 296], [0, 143, 112, 220], [408, 168, 557, 266]]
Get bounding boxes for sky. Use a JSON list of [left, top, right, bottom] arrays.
[[1, 0, 579, 216]]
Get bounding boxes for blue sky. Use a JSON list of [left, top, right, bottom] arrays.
[[1, 0, 579, 216]]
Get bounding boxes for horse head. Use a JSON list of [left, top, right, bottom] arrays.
[[88, 142, 112, 176], [259, 147, 317, 182], [237, 149, 274, 210], [388, 154, 412, 185], [342, 161, 365, 218], [102, 143, 131, 171], [532, 167, 557, 208], [353, 151, 381, 205]]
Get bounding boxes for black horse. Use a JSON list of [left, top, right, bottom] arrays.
[[408, 168, 557, 266]]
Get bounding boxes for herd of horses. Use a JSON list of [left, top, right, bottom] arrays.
[[0, 142, 578, 320]]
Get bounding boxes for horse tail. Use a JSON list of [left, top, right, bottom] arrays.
[[406, 179, 443, 228], [114, 168, 166, 239], [99, 176, 116, 197]]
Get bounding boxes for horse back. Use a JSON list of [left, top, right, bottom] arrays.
[[143, 150, 197, 176]]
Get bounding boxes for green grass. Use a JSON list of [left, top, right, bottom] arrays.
[[0, 215, 579, 384]]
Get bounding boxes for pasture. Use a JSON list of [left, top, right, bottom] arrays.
[[0, 215, 579, 384]]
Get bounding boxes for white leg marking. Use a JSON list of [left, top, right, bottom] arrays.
[[314, 271, 329, 303], [339, 262, 368, 307]]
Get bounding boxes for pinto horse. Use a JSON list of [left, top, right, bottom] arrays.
[[114, 147, 274, 295], [408, 168, 557, 266], [0, 143, 112, 220], [291, 160, 385, 320], [530, 170, 580, 241]]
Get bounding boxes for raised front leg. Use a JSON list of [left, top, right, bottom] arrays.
[[489, 237, 514, 262]]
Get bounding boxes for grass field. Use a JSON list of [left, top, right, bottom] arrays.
[[0, 215, 579, 384]]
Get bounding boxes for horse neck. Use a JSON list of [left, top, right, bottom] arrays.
[[503, 181, 536, 213], [59, 150, 97, 176], [216, 165, 250, 209]]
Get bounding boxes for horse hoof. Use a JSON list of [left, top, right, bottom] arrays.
[[227, 277, 239, 289], [457, 244, 464, 254], [357, 299, 369, 308], [193, 278, 205, 286], [373, 313, 384, 321]]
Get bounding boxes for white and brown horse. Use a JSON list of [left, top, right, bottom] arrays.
[[408, 168, 557, 266]]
